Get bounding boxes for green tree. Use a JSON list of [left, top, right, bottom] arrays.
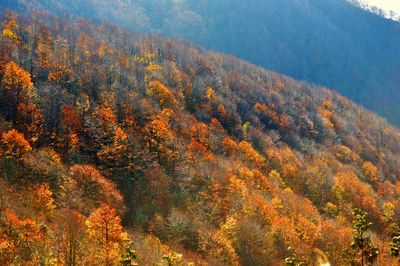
[[347, 208, 379, 266], [390, 235, 400, 260], [120, 239, 138, 266], [284, 247, 305, 266]]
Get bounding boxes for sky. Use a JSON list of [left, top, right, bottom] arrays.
[[362, 0, 400, 15]]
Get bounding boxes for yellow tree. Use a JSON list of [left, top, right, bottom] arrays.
[[86, 204, 123, 266], [144, 113, 177, 170], [203, 87, 217, 101], [1, 19, 20, 59], [30, 183, 55, 222], [2, 19, 20, 43]]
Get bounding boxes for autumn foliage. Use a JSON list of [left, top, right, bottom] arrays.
[[1, 61, 33, 91], [1, 11, 400, 265], [147, 80, 176, 108], [1, 60, 33, 118], [1, 129, 31, 157], [86, 204, 124, 265]]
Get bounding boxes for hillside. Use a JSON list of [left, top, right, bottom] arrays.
[[1, 10, 400, 265], [2, 0, 400, 127]]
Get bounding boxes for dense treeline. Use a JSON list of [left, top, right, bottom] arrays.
[[2, 0, 400, 126], [2, 11, 400, 265]]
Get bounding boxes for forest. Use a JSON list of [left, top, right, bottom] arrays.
[[1, 9, 400, 265], [2, 0, 400, 127]]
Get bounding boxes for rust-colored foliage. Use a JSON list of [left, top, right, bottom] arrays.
[[335, 145, 359, 163], [265, 146, 302, 185], [188, 139, 207, 159], [362, 161, 379, 183], [275, 80, 284, 90], [254, 102, 290, 129], [6, 213, 42, 241], [3, 212, 44, 264], [145, 64, 161, 71], [145, 116, 174, 144], [147, 80, 176, 107], [114, 127, 127, 143], [252, 169, 279, 194], [60, 104, 81, 149], [99, 106, 117, 127], [222, 137, 238, 155], [0, 54, 9, 77], [203, 87, 217, 101], [97, 125, 130, 168], [1, 61, 33, 108], [319, 219, 352, 265], [333, 170, 381, 224], [30, 183, 55, 221], [55, 209, 86, 265], [34, 26, 54, 73], [16, 103, 44, 143], [318, 100, 335, 129], [1, 61, 32, 90], [217, 104, 227, 117], [1, 129, 32, 157], [97, 43, 112, 57], [198, 229, 240, 266], [200, 181, 232, 221], [69, 164, 123, 212], [238, 141, 266, 169], [145, 114, 177, 165], [210, 117, 223, 129], [48, 63, 73, 83], [190, 122, 209, 140]]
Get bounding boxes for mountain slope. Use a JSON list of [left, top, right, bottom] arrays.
[[2, 0, 400, 126], [1, 10, 400, 265]]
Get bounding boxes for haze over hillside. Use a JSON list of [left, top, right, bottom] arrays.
[[2, 0, 400, 127]]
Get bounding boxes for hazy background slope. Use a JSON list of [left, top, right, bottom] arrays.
[[2, 0, 400, 126]]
